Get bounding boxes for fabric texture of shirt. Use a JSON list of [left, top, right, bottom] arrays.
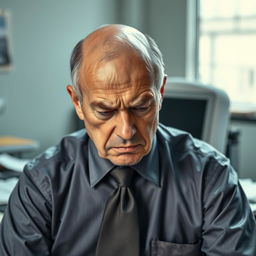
[[0, 123, 256, 256]]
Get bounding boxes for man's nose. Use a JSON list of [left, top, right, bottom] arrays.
[[115, 111, 136, 140]]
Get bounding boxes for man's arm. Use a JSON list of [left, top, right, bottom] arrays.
[[0, 167, 52, 255], [202, 161, 256, 255]]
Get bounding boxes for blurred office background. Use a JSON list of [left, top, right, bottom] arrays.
[[0, 0, 256, 179]]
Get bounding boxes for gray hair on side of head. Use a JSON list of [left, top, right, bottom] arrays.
[[70, 28, 165, 102], [70, 39, 83, 101], [143, 34, 166, 89]]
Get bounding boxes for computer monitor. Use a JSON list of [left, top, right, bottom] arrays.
[[160, 77, 230, 153]]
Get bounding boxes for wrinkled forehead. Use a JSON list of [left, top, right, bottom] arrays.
[[80, 26, 152, 82], [85, 51, 153, 93], [83, 25, 151, 58], [78, 33, 153, 92]]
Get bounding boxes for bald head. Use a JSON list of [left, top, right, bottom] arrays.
[[70, 24, 165, 101]]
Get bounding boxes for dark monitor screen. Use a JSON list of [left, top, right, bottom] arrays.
[[159, 98, 207, 140]]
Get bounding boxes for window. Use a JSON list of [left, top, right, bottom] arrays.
[[199, 0, 256, 108]]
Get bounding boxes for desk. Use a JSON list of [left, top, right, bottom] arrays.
[[0, 136, 39, 155], [231, 105, 256, 123]]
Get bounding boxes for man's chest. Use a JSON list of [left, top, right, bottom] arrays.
[[50, 171, 203, 255]]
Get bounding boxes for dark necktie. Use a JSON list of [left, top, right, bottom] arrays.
[[96, 167, 140, 256]]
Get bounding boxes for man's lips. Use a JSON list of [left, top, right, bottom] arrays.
[[111, 145, 140, 153]]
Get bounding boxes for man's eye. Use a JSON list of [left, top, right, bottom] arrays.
[[132, 107, 148, 113], [96, 110, 114, 119]]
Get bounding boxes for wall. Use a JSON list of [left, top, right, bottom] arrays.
[[116, 0, 188, 77], [0, 0, 118, 155], [144, 0, 188, 77]]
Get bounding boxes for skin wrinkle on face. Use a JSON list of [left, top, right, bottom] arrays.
[[67, 25, 166, 166], [79, 26, 155, 93]]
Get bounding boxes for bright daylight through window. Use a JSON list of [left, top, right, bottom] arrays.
[[199, 0, 256, 111]]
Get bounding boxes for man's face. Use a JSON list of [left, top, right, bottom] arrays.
[[68, 50, 165, 166]]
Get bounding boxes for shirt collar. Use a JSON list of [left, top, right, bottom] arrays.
[[88, 140, 114, 187], [132, 136, 160, 186], [88, 136, 160, 187]]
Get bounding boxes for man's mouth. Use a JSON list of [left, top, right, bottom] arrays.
[[111, 145, 140, 153]]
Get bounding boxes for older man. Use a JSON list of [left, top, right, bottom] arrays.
[[0, 24, 255, 256]]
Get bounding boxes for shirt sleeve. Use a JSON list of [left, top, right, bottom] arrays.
[[201, 160, 256, 255], [0, 167, 52, 256]]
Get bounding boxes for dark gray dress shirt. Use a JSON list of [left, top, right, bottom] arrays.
[[0, 123, 256, 256]]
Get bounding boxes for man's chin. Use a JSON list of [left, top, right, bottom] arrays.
[[107, 153, 144, 166]]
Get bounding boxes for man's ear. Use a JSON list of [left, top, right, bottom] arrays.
[[66, 85, 84, 120], [160, 75, 167, 96], [159, 75, 167, 109]]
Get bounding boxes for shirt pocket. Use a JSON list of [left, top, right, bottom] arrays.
[[151, 240, 202, 256]]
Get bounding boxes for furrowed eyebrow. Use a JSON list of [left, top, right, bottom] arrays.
[[90, 101, 116, 110], [90, 92, 155, 110], [130, 95, 154, 107]]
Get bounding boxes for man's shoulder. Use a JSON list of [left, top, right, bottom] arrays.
[[25, 129, 89, 176], [157, 123, 229, 169]]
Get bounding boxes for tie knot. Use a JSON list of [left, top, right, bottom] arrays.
[[111, 167, 134, 187]]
